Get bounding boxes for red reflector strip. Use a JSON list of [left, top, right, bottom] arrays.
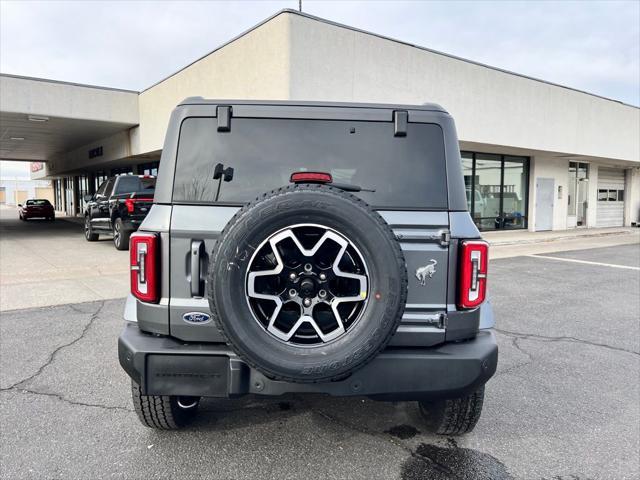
[[130, 232, 159, 303], [290, 172, 333, 184], [457, 240, 489, 309]]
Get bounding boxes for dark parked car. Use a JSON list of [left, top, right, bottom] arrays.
[[119, 99, 497, 435], [18, 199, 54, 221], [83, 175, 156, 250]]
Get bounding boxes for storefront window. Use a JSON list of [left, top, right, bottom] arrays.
[[462, 152, 474, 213], [461, 151, 529, 231], [138, 161, 160, 176], [474, 154, 502, 230]]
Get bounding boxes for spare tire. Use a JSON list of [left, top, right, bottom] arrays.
[[208, 184, 407, 383]]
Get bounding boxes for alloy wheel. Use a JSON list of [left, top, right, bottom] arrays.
[[245, 224, 369, 346]]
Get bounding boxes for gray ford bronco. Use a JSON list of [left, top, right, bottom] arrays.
[[118, 99, 497, 434]]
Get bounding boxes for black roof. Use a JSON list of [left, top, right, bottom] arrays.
[[177, 97, 448, 113]]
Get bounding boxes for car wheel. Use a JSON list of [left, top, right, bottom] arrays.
[[418, 386, 485, 436], [208, 184, 408, 383], [113, 217, 131, 250], [131, 381, 199, 430], [84, 216, 99, 241]]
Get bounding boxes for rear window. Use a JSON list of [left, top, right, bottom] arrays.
[[115, 176, 156, 195], [26, 199, 51, 206], [172, 117, 447, 208]]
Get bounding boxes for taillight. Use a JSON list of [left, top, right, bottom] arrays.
[[125, 198, 135, 213], [290, 171, 333, 184], [130, 232, 159, 303], [457, 240, 488, 309], [125, 197, 153, 213]]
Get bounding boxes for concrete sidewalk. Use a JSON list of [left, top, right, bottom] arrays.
[[0, 206, 129, 311], [485, 227, 640, 259]]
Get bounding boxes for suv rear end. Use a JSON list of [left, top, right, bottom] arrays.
[[118, 100, 497, 433]]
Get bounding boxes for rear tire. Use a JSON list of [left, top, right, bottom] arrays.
[[84, 216, 99, 241], [418, 386, 485, 436], [131, 381, 200, 430], [113, 218, 131, 250], [208, 184, 407, 383]]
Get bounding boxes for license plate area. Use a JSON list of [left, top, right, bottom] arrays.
[[146, 355, 229, 397]]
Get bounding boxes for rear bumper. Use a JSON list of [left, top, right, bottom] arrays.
[[122, 217, 144, 230], [23, 211, 54, 218], [118, 323, 498, 401]]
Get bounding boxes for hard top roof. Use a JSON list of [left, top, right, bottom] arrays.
[[177, 97, 448, 114]]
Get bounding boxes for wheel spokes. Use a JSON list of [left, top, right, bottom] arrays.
[[246, 226, 368, 344]]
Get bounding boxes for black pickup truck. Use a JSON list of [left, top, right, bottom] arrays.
[[83, 175, 156, 250]]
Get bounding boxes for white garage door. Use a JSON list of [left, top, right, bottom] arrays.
[[596, 168, 625, 227]]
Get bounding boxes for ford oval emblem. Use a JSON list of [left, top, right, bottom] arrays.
[[182, 312, 211, 325]]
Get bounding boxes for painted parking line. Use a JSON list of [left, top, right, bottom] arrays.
[[526, 254, 640, 271]]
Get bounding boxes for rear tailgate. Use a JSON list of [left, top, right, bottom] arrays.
[[168, 205, 238, 341], [381, 211, 449, 347]]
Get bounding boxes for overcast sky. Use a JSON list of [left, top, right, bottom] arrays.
[[0, 0, 638, 178], [1, 0, 638, 104]]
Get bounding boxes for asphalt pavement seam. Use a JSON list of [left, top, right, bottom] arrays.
[[0, 300, 105, 391], [495, 328, 639, 357]]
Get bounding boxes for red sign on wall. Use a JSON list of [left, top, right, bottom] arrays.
[[30, 162, 44, 172]]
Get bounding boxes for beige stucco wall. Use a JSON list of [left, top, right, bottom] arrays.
[[47, 130, 133, 175], [0, 74, 138, 124], [286, 13, 640, 164], [134, 13, 292, 154]]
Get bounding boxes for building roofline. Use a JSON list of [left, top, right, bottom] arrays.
[[3, 9, 637, 109], [0, 73, 139, 94], [146, 8, 638, 109], [141, 9, 289, 93], [283, 9, 638, 109]]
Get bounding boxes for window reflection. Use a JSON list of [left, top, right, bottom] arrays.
[[461, 152, 529, 231], [501, 157, 527, 229]]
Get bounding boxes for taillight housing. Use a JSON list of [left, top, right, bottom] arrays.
[[457, 240, 489, 309], [130, 232, 159, 303], [290, 171, 333, 184], [125, 197, 153, 213], [125, 198, 135, 213]]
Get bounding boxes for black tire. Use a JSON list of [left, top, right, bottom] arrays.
[[84, 216, 99, 241], [131, 381, 200, 430], [113, 217, 131, 250], [208, 184, 407, 383], [418, 387, 485, 436]]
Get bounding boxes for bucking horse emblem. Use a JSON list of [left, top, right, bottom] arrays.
[[415, 259, 437, 286]]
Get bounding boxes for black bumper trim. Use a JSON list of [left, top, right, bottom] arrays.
[[118, 323, 498, 401]]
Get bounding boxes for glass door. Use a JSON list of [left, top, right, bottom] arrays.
[[567, 162, 589, 228]]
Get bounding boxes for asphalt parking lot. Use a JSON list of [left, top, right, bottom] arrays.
[[0, 219, 638, 479]]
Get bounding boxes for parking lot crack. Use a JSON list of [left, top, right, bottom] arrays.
[[497, 337, 535, 376], [298, 396, 414, 455], [7, 387, 133, 413], [496, 328, 639, 357], [0, 301, 105, 391]]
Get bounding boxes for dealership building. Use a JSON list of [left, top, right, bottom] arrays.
[[1, 9, 638, 231]]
